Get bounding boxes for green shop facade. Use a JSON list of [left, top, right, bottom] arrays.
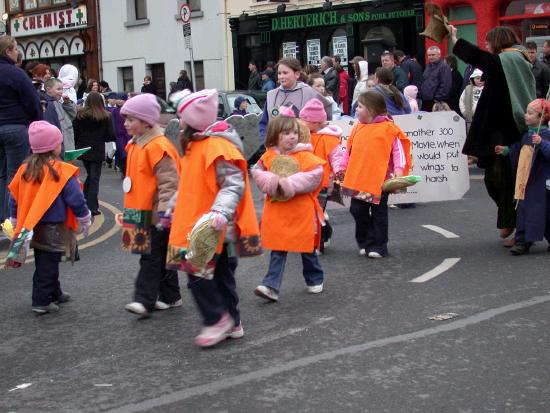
[[229, 0, 425, 89]]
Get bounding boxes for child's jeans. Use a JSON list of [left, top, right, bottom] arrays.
[[262, 250, 324, 293], [32, 249, 63, 306], [187, 245, 240, 327], [350, 194, 389, 256], [135, 226, 181, 312]]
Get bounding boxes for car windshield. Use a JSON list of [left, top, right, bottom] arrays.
[[227, 94, 262, 115]]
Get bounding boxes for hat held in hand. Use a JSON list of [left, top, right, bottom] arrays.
[[420, 3, 451, 43]]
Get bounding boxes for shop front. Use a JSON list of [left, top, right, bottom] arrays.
[[229, 0, 424, 90], [5, 0, 99, 80], [428, 0, 550, 60]]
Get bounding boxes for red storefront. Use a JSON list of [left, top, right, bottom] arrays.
[[425, 0, 549, 69]]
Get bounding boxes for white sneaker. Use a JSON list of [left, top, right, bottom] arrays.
[[154, 299, 183, 310], [368, 251, 383, 259], [125, 302, 149, 316], [227, 324, 244, 339], [307, 284, 323, 294], [254, 285, 279, 302], [359, 248, 367, 256]]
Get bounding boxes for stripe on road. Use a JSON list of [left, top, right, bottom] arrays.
[[410, 258, 461, 283], [421, 224, 459, 239], [105, 294, 550, 413]]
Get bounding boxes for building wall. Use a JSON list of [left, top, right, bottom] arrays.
[[99, 0, 227, 96]]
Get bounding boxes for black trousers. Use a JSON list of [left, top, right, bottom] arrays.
[[135, 227, 181, 312], [546, 190, 550, 243], [484, 156, 516, 230], [187, 245, 239, 327], [82, 160, 102, 213], [349, 194, 389, 256], [32, 249, 63, 306]]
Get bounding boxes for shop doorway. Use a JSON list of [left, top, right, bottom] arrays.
[[150, 63, 166, 100]]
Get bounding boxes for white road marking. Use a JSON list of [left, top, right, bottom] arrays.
[[105, 295, 550, 413], [410, 258, 461, 283], [239, 316, 335, 349], [421, 224, 459, 239], [0, 200, 120, 265]]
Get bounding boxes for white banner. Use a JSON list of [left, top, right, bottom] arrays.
[[306, 39, 321, 66], [331, 111, 470, 203], [332, 36, 348, 66], [282, 42, 297, 59]]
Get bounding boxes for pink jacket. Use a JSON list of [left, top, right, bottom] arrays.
[[251, 143, 324, 200]]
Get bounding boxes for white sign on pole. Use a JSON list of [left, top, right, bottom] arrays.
[[331, 111, 469, 203], [183, 22, 192, 49], [306, 39, 321, 66], [282, 42, 297, 59], [332, 36, 348, 66]]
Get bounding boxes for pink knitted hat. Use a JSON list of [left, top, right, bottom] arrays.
[[29, 121, 63, 154], [299, 98, 327, 122], [172, 89, 218, 132], [120, 93, 160, 126]]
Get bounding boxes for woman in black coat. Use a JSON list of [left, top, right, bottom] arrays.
[[449, 25, 536, 240], [73, 92, 115, 215]]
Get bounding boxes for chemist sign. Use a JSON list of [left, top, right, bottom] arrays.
[[10, 5, 88, 37], [331, 111, 469, 204]]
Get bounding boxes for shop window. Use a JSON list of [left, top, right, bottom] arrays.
[[9, 0, 21, 13], [52, 0, 66, 4], [24, 0, 37, 10], [500, 1, 550, 45], [38, 0, 50, 7], [448, 5, 476, 75], [135, 0, 147, 20], [329, 28, 348, 67], [448, 5, 476, 21], [119, 66, 134, 92]]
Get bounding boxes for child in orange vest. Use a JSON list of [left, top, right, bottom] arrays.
[[341, 91, 412, 258], [252, 114, 326, 302], [6, 121, 91, 314], [120, 94, 182, 317], [299, 98, 344, 253], [167, 89, 261, 348]]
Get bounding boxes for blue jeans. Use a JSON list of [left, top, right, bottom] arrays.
[[0, 124, 30, 221], [262, 250, 324, 293]]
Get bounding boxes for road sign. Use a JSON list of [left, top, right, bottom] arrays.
[[180, 4, 191, 24], [183, 22, 192, 48]]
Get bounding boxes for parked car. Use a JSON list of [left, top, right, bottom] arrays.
[[156, 96, 177, 128], [217, 91, 265, 119]]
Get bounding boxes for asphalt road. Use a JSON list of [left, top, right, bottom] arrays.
[[1, 167, 549, 413]]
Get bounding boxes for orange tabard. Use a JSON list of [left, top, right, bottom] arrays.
[[310, 132, 341, 188], [124, 135, 181, 211], [343, 121, 411, 197], [260, 148, 325, 253], [167, 136, 261, 268], [9, 160, 80, 235], [122, 135, 181, 254]]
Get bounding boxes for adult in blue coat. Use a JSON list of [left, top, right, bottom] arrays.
[[0, 36, 42, 222]]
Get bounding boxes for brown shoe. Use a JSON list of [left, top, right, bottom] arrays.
[[499, 228, 513, 239]]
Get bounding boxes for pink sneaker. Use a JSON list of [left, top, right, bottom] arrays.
[[227, 324, 244, 339], [195, 313, 234, 348]]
